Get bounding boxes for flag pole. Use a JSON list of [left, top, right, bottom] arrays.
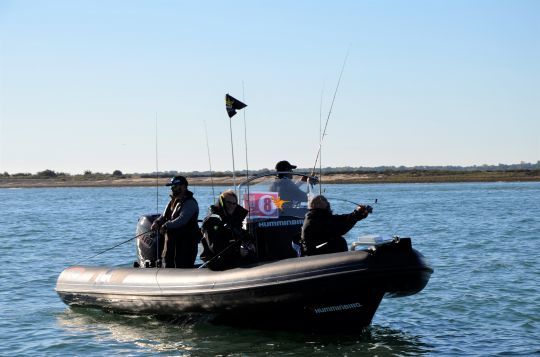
[[229, 115, 237, 191], [225, 93, 247, 193]]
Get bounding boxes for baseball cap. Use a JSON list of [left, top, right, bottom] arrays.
[[165, 175, 188, 186], [275, 160, 297, 171]]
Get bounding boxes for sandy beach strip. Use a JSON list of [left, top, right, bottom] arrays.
[[1, 170, 538, 188]]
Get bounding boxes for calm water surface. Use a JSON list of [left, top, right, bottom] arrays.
[[1, 182, 539, 356]]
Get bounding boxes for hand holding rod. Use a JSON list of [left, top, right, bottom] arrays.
[[198, 239, 241, 269], [198, 224, 249, 269]]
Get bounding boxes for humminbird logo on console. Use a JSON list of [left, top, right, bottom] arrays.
[[257, 220, 304, 228], [312, 303, 363, 314]]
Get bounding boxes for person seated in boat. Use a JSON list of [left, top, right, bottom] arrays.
[[151, 175, 201, 268], [300, 195, 370, 256], [269, 160, 309, 204], [200, 189, 255, 270]]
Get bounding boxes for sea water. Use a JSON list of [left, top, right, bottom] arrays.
[[0, 182, 538, 356]]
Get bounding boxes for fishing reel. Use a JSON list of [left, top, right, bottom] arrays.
[[354, 205, 372, 218]]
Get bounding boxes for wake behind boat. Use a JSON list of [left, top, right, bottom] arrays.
[[56, 173, 433, 329]]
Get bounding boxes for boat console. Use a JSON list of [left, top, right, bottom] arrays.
[[238, 172, 319, 261]]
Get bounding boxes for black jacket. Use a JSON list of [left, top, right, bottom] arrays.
[[200, 203, 250, 269], [155, 190, 201, 243], [300, 208, 363, 256]]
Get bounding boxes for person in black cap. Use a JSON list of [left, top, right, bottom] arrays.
[[151, 175, 201, 268], [269, 160, 308, 203]]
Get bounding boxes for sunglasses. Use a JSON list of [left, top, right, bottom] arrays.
[[224, 200, 237, 206]]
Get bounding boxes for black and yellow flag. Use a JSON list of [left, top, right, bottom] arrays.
[[225, 94, 247, 118]]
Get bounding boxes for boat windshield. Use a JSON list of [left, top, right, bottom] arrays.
[[238, 173, 320, 220]]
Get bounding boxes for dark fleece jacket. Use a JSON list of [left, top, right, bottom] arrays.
[[300, 208, 363, 256]]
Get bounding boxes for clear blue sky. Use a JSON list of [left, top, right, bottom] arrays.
[[1, 0, 538, 174]]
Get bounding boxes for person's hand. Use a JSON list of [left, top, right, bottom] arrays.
[[159, 223, 168, 235], [240, 241, 255, 257], [300, 175, 319, 185], [151, 221, 160, 231], [355, 205, 370, 219]]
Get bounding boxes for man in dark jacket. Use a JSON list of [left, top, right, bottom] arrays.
[[300, 195, 370, 256], [151, 176, 201, 268], [200, 189, 254, 270]]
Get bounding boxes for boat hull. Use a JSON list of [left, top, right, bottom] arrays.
[[56, 238, 432, 328]]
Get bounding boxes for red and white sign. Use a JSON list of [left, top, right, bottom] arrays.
[[243, 192, 279, 219]]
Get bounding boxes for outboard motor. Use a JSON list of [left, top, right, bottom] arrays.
[[135, 214, 161, 268]]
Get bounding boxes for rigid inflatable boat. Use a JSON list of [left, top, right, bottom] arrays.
[[56, 173, 433, 328]]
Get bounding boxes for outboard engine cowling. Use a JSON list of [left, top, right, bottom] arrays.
[[135, 214, 161, 267]]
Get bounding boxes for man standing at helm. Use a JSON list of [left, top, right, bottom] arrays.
[[269, 160, 309, 203], [151, 176, 201, 268]]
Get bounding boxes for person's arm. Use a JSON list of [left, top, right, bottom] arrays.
[[332, 207, 368, 236], [284, 179, 308, 202], [151, 202, 170, 230]]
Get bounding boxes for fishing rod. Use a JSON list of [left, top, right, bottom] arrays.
[[203, 120, 216, 201], [155, 113, 159, 214], [311, 47, 350, 175], [74, 230, 152, 265], [198, 239, 241, 269], [155, 113, 161, 261], [326, 197, 378, 207], [242, 82, 250, 184], [241, 82, 257, 256], [319, 88, 324, 194]]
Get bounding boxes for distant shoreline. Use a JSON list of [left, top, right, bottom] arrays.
[[1, 170, 538, 188]]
